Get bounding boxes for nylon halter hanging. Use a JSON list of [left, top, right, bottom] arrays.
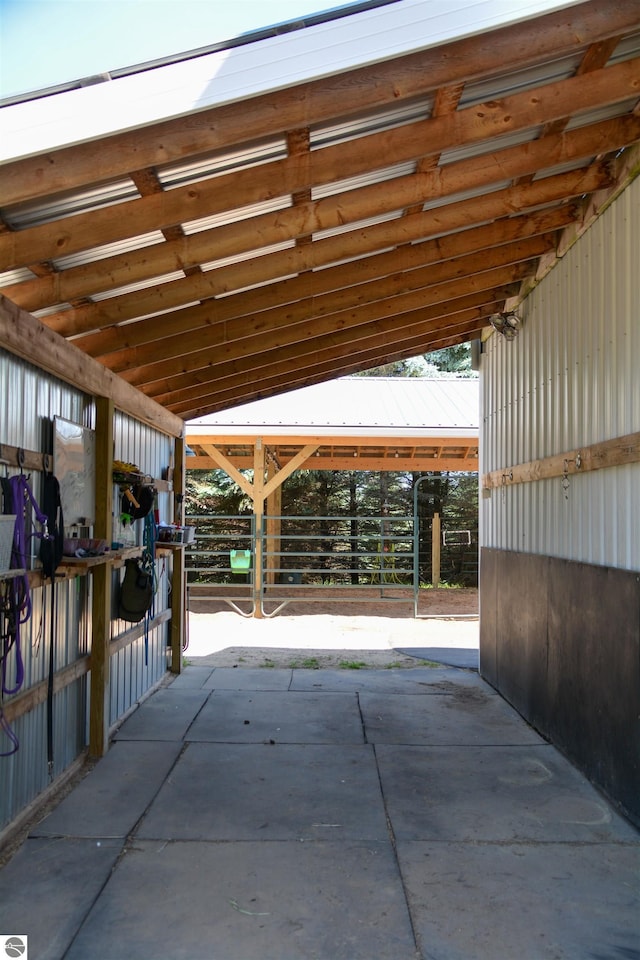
[[0, 472, 51, 756]]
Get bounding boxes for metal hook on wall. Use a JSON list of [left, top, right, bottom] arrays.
[[501, 470, 513, 504], [561, 452, 582, 500]]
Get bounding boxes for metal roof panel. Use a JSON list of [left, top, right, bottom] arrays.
[[0, 0, 585, 162], [187, 376, 479, 436]]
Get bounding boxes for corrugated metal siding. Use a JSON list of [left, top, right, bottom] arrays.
[[480, 175, 640, 571], [109, 413, 173, 720], [0, 354, 92, 828], [1, 360, 175, 831]]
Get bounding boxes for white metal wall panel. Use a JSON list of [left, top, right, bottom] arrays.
[[110, 413, 173, 719], [0, 354, 93, 828], [0, 357, 174, 830], [480, 175, 640, 571]]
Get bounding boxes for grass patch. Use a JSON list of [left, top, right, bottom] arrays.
[[289, 657, 321, 669], [261, 659, 276, 668], [339, 660, 367, 670]]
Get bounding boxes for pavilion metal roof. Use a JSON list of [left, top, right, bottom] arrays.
[[1, 0, 639, 425], [187, 376, 478, 437]]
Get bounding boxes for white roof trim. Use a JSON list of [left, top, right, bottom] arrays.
[[0, 0, 584, 163]]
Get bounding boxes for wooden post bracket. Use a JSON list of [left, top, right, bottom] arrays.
[[482, 430, 640, 491]]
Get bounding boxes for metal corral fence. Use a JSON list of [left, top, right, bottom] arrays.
[[185, 513, 415, 616]]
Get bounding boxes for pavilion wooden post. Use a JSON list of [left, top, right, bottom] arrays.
[[253, 439, 266, 617], [89, 396, 114, 757], [265, 458, 282, 586], [170, 435, 186, 673], [432, 511, 441, 589]]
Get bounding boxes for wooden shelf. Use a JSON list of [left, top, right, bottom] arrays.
[[58, 546, 142, 572], [0, 568, 27, 581]]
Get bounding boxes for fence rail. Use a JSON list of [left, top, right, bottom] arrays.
[[185, 512, 478, 616]]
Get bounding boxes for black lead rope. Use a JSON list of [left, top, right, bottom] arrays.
[[46, 573, 55, 779], [40, 471, 64, 780]]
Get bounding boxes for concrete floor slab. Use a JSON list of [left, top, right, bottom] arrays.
[[65, 838, 418, 960], [290, 666, 490, 694], [360, 689, 544, 745], [0, 837, 123, 960], [397, 840, 640, 960], [376, 743, 640, 842], [203, 667, 293, 690], [113, 688, 209, 741], [396, 646, 479, 669], [167, 665, 215, 688], [137, 742, 388, 841], [3, 663, 638, 960], [187, 690, 364, 744], [31, 741, 183, 839]]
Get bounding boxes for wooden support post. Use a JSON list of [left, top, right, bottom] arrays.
[[170, 435, 186, 673], [253, 439, 266, 618], [432, 511, 441, 589], [89, 397, 114, 758], [265, 459, 282, 586]]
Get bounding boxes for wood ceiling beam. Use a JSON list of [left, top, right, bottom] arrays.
[[148, 297, 505, 408], [172, 319, 486, 419], [297, 454, 478, 472], [187, 453, 479, 473], [403, 81, 466, 217], [61, 205, 578, 359], [3, 60, 639, 281], [149, 296, 510, 405], [37, 163, 611, 337], [145, 306, 495, 408], [0, 294, 184, 436], [122, 262, 531, 387], [104, 235, 551, 375], [514, 36, 624, 187], [3, 0, 636, 205], [188, 435, 476, 449]]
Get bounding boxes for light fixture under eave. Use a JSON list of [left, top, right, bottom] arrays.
[[490, 310, 521, 340]]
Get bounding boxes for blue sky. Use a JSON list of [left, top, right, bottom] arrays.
[[0, 0, 356, 98]]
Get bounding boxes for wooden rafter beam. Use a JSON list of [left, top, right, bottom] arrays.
[[171, 319, 487, 419], [0, 294, 184, 436], [122, 261, 532, 389], [72, 205, 577, 360], [147, 297, 505, 409], [187, 454, 479, 474], [4, 76, 639, 296], [148, 296, 505, 410], [3, 0, 638, 206], [106, 234, 552, 377], [38, 163, 610, 340]]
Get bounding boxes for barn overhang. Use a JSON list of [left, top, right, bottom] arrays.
[[0, 0, 639, 421]]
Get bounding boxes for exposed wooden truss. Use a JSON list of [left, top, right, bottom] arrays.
[[1, 0, 639, 420], [186, 434, 480, 475]]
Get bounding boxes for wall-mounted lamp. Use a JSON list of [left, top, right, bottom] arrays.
[[490, 311, 521, 340]]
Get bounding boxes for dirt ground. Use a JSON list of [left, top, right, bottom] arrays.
[[186, 587, 478, 670]]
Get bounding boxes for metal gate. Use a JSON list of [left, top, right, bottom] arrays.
[[185, 512, 418, 617]]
